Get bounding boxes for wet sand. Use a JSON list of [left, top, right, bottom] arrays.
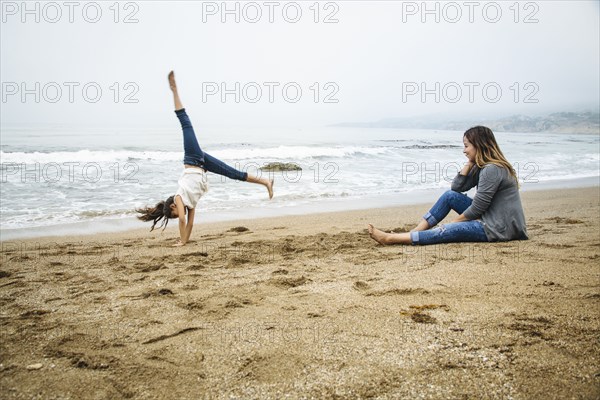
[[1, 187, 599, 399]]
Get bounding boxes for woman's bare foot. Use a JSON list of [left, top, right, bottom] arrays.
[[368, 224, 391, 245], [168, 71, 177, 91], [368, 224, 411, 245]]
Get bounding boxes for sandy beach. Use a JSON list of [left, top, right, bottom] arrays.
[[1, 186, 599, 399]]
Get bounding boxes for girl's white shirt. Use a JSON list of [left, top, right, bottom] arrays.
[[175, 168, 208, 209]]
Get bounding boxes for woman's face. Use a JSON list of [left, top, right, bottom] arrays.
[[463, 136, 476, 163]]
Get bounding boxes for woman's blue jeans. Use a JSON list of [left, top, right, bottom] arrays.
[[410, 190, 489, 245], [176, 108, 248, 181]]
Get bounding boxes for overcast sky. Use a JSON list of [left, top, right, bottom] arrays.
[[1, 0, 599, 129]]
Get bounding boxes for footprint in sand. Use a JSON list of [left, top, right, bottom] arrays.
[[409, 312, 437, 324], [270, 276, 310, 288], [48, 261, 65, 267], [224, 300, 244, 308], [271, 268, 288, 275], [545, 217, 584, 225], [186, 264, 207, 271], [364, 287, 430, 297], [539, 243, 576, 249], [20, 309, 51, 318], [497, 314, 553, 340], [125, 288, 175, 300], [136, 263, 164, 273], [228, 226, 250, 233], [178, 252, 209, 262], [352, 281, 370, 291], [45, 334, 116, 370]]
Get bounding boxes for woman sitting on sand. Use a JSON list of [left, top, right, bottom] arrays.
[[368, 126, 528, 245], [137, 71, 274, 247]]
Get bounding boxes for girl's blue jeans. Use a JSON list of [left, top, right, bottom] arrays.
[[410, 190, 489, 245], [176, 109, 248, 181]]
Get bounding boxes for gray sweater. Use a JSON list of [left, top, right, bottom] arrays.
[[451, 164, 528, 241]]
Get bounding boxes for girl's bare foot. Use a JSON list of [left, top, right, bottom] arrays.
[[168, 71, 177, 91], [246, 175, 274, 199], [169, 71, 184, 110], [267, 178, 274, 199]]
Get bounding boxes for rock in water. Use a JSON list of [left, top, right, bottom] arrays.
[[260, 162, 302, 172]]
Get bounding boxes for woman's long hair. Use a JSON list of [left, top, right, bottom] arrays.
[[136, 195, 175, 231], [464, 126, 518, 183]]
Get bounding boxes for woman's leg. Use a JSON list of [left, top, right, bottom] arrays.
[[368, 224, 411, 245], [368, 190, 475, 245], [410, 220, 488, 245], [169, 71, 205, 167], [203, 152, 274, 199], [369, 220, 488, 246], [413, 190, 473, 232]]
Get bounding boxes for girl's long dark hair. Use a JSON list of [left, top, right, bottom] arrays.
[[136, 195, 175, 231]]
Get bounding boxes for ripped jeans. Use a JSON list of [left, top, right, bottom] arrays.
[[410, 190, 489, 245]]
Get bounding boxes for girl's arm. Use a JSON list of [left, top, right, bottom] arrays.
[[173, 196, 195, 246], [174, 196, 188, 246], [183, 207, 195, 244]]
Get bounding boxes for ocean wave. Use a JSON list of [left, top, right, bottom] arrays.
[[209, 145, 391, 160], [0, 145, 392, 164], [76, 209, 137, 218], [0, 208, 137, 230], [403, 145, 461, 149], [0, 150, 181, 164]]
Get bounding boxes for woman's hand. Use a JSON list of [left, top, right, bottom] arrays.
[[459, 161, 474, 176]]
